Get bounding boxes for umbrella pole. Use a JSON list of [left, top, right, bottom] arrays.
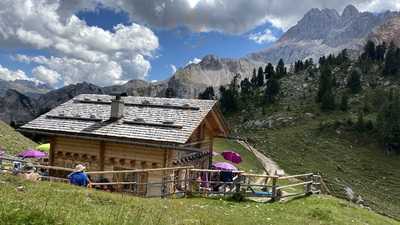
[[208, 139, 213, 169]]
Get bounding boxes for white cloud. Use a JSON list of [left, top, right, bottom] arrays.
[[186, 57, 202, 66], [170, 64, 177, 74], [0, 0, 159, 87], [98, 0, 400, 33], [32, 66, 61, 86], [0, 64, 31, 82], [17, 55, 128, 87], [249, 29, 278, 44]]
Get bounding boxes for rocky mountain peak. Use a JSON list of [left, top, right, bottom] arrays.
[[280, 7, 340, 42], [199, 54, 223, 70], [342, 4, 360, 20]]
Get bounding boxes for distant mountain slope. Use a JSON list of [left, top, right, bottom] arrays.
[[249, 5, 400, 64], [0, 79, 52, 98], [36, 82, 104, 115], [0, 89, 38, 124], [169, 55, 262, 98], [103, 79, 167, 97]]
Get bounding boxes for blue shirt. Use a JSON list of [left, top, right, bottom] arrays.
[[68, 172, 89, 187]]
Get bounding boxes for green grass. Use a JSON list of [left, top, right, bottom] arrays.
[[213, 138, 265, 173], [0, 175, 398, 225], [236, 113, 400, 220], [0, 121, 37, 155]]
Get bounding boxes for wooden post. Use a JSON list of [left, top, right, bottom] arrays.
[[271, 176, 278, 201], [208, 138, 213, 169], [99, 141, 105, 171], [48, 136, 56, 176], [305, 174, 313, 195], [49, 136, 56, 166]]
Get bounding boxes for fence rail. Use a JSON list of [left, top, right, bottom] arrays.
[[0, 156, 321, 200]]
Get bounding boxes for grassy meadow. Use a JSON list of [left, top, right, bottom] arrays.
[[235, 111, 400, 220], [0, 175, 398, 225]]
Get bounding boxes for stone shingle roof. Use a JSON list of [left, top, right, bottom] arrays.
[[21, 94, 218, 144]]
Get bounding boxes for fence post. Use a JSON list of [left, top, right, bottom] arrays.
[[271, 176, 278, 201], [305, 174, 313, 195]]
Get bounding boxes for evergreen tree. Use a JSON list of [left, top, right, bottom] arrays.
[[198, 86, 215, 100], [340, 94, 349, 111], [356, 110, 365, 132], [251, 69, 258, 87], [347, 69, 362, 93], [321, 89, 336, 111], [384, 42, 400, 76], [377, 92, 400, 153], [363, 40, 376, 60], [240, 78, 252, 96], [276, 59, 286, 78], [219, 74, 241, 113], [376, 42, 387, 61], [165, 87, 176, 98], [256, 67, 264, 87], [317, 67, 334, 102], [264, 63, 275, 80], [264, 77, 280, 103]]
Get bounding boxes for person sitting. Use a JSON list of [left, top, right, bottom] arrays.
[[67, 164, 91, 187], [19, 164, 39, 182]]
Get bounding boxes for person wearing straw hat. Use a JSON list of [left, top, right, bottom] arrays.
[[67, 164, 91, 187]]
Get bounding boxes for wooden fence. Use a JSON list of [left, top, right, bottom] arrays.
[[0, 156, 321, 200]]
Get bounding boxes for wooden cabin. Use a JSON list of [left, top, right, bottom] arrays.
[[20, 94, 228, 196]]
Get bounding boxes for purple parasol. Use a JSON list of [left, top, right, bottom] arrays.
[[212, 162, 238, 171], [222, 151, 242, 164], [18, 149, 48, 158]]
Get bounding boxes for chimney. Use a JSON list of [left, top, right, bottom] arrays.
[[110, 94, 125, 121]]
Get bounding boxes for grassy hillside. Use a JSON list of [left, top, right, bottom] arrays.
[[234, 111, 400, 220], [0, 175, 398, 225], [0, 120, 37, 155], [213, 138, 265, 173]]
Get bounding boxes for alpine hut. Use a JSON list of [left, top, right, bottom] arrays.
[[20, 94, 228, 196]]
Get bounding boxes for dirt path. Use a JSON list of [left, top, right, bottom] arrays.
[[237, 140, 281, 176]]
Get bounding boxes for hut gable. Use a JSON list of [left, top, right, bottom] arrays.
[[21, 94, 227, 144]]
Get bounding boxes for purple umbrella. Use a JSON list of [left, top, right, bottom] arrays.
[[212, 162, 238, 171], [18, 149, 48, 158], [222, 151, 242, 164]]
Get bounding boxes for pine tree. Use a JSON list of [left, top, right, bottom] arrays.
[[347, 69, 362, 93], [264, 77, 280, 103], [198, 86, 215, 100], [276, 59, 286, 78], [321, 89, 335, 111], [356, 110, 365, 132], [340, 94, 349, 111], [165, 87, 176, 98], [251, 68, 257, 87], [240, 78, 252, 96], [377, 92, 400, 153], [264, 63, 275, 80], [256, 67, 264, 87], [363, 40, 376, 60], [317, 67, 333, 102], [383, 41, 399, 76], [376, 42, 387, 61]]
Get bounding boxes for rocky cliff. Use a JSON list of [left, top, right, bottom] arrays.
[[369, 16, 400, 46], [249, 5, 399, 64], [168, 55, 262, 98]]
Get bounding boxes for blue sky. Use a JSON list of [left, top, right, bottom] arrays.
[[77, 8, 282, 82]]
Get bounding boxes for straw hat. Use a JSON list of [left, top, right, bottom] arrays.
[[74, 164, 86, 172]]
